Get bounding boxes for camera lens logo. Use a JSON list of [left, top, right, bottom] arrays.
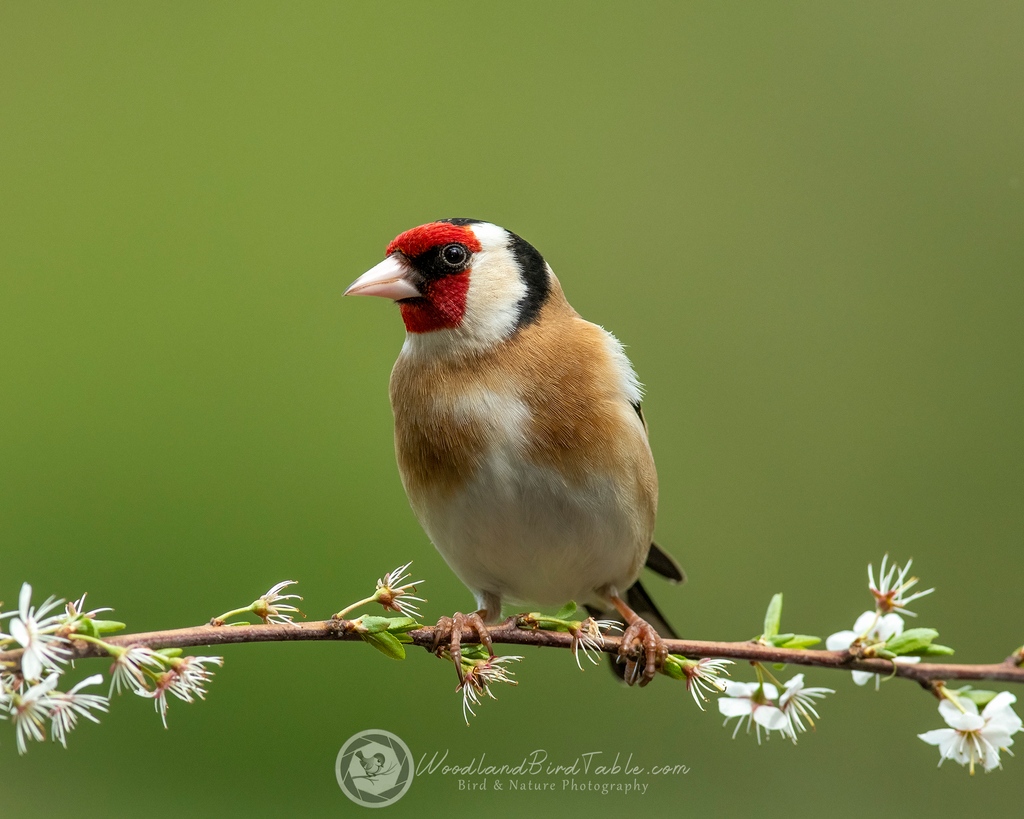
[[336, 729, 414, 807]]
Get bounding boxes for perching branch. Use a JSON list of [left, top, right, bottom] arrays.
[[2, 617, 1022, 687], [2, 557, 1022, 771]]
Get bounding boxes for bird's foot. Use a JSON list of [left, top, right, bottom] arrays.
[[431, 611, 494, 682], [617, 616, 669, 687]]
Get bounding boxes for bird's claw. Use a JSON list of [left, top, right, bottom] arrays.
[[617, 617, 668, 687], [431, 611, 494, 682]]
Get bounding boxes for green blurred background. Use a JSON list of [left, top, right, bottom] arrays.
[[2, 1, 1022, 815]]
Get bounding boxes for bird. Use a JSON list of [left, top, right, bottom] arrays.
[[353, 750, 390, 780], [345, 219, 683, 685]]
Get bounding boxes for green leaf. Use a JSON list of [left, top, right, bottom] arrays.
[[884, 628, 939, 656], [460, 644, 491, 661], [554, 601, 578, 620], [956, 687, 998, 707], [533, 615, 573, 632], [155, 648, 183, 659], [915, 643, 955, 656], [73, 618, 100, 637], [361, 631, 406, 660], [778, 634, 821, 649], [92, 619, 127, 634], [357, 615, 393, 634], [384, 616, 420, 633], [763, 593, 783, 639]]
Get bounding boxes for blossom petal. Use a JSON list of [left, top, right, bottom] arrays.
[[918, 728, 954, 747], [21, 649, 42, 682], [18, 583, 32, 618], [10, 618, 29, 648], [946, 712, 985, 732], [68, 673, 105, 694], [938, 733, 967, 765], [986, 710, 1023, 737], [718, 697, 754, 718], [753, 705, 788, 731], [940, 734, 965, 763], [851, 670, 874, 686], [877, 613, 905, 640], [826, 631, 857, 651], [722, 681, 759, 698], [939, 698, 979, 726], [980, 741, 1002, 772], [982, 691, 1017, 717], [780, 674, 804, 707], [852, 611, 877, 633], [983, 729, 1017, 749]]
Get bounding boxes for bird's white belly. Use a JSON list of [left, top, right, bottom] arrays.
[[408, 394, 643, 609]]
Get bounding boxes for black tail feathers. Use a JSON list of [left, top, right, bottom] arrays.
[[646, 542, 685, 584]]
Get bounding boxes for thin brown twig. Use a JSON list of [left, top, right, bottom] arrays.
[[2, 618, 1022, 687]]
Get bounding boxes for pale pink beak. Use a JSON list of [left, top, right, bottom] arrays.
[[345, 255, 421, 300]]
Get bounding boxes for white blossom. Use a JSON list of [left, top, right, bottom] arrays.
[[570, 617, 621, 670], [868, 555, 934, 616], [254, 581, 303, 625], [779, 673, 833, 741], [458, 655, 522, 724], [147, 655, 223, 728], [109, 646, 165, 696], [919, 692, 1022, 774], [62, 593, 113, 624], [8, 583, 70, 681], [48, 674, 109, 748], [374, 562, 425, 618], [10, 674, 60, 754], [682, 658, 732, 710], [826, 610, 920, 689], [172, 655, 222, 700], [718, 681, 790, 743]]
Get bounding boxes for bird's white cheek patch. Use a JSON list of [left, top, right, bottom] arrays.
[[460, 246, 528, 347]]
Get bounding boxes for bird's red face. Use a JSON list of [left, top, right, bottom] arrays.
[[346, 220, 483, 334]]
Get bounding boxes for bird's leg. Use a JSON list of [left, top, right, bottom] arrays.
[[605, 592, 669, 687], [431, 593, 500, 682]]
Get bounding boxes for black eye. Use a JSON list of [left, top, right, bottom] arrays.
[[441, 243, 468, 267]]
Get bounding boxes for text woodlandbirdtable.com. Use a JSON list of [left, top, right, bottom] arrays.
[[417, 749, 690, 796]]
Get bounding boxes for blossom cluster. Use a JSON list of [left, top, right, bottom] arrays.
[[919, 690, 1021, 774], [825, 555, 937, 689], [457, 653, 524, 724], [714, 590, 833, 743], [819, 555, 1020, 773], [719, 674, 833, 743], [0, 582, 227, 753]]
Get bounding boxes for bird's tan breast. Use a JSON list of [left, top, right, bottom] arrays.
[[389, 295, 657, 532]]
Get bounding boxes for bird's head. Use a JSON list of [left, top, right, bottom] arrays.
[[345, 219, 551, 355]]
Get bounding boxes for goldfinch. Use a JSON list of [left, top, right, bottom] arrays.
[[345, 219, 683, 685]]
